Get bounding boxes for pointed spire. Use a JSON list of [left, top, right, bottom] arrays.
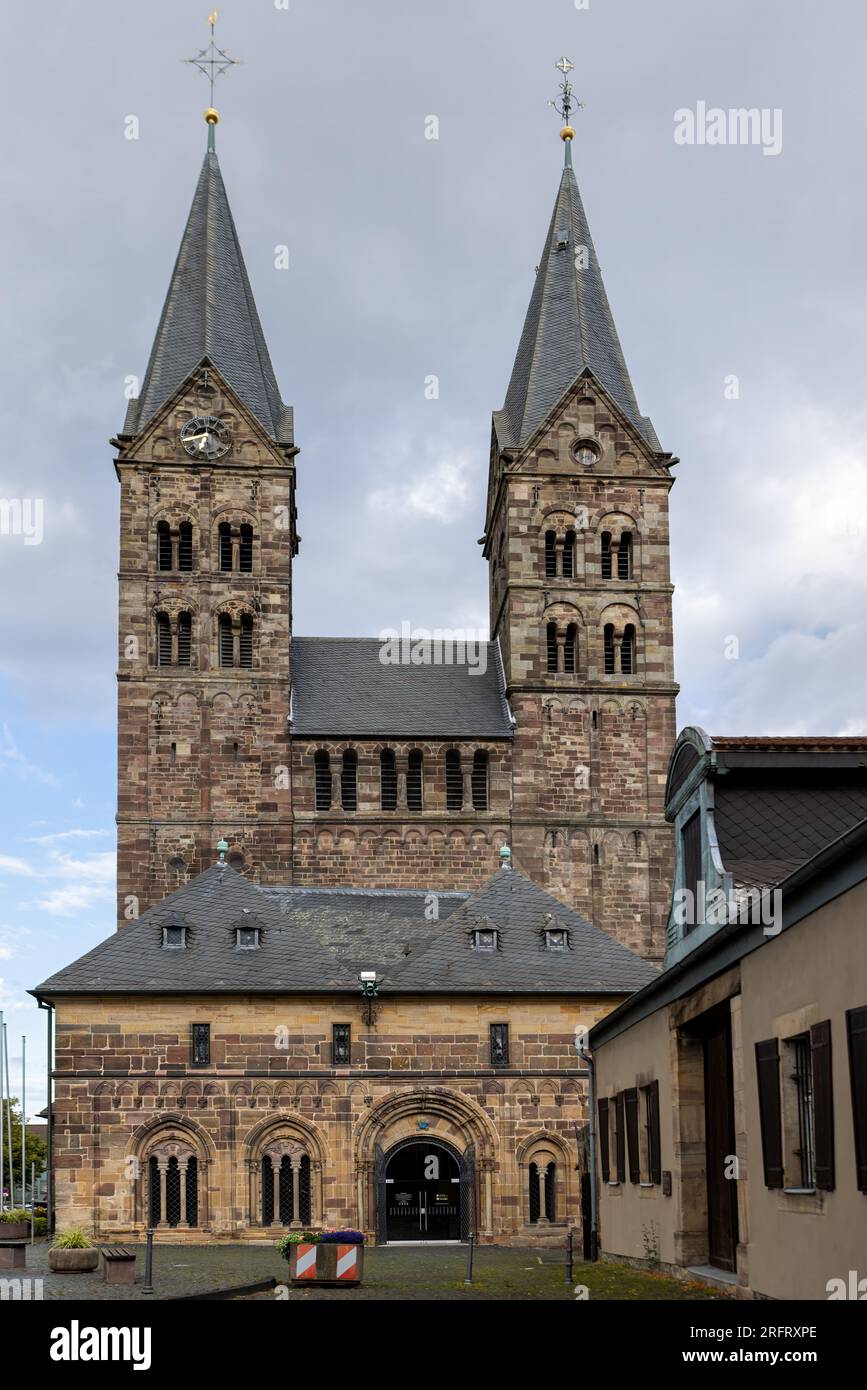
[[495, 63, 658, 453], [123, 140, 292, 443]]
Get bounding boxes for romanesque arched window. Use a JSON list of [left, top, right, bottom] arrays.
[[239, 614, 254, 669], [528, 1159, 556, 1224], [544, 530, 557, 578], [177, 612, 192, 667], [562, 530, 575, 579], [471, 750, 489, 811], [219, 522, 233, 571], [603, 623, 616, 675], [618, 530, 633, 580], [564, 623, 578, 675], [239, 523, 253, 573], [146, 1140, 199, 1229], [314, 750, 331, 811], [446, 749, 463, 810], [157, 521, 172, 571], [621, 623, 636, 675], [218, 613, 233, 667], [156, 612, 172, 666], [546, 621, 558, 673], [380, 748, 397, 811], [601, 531, 612, 580], [254, 1138, 316, 1229], [341, 749, 358, 811], [407, 749, 424, 810], [178, 522, 193, 573]]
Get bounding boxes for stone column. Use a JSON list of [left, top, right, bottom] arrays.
[[291, 1160, 302, 1229], [178, 1160, 189, 1228], [157, 1161, 168, 1227], [536, 1167, 548, 1224]]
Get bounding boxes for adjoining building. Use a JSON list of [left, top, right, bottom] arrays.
[[589, 730, 867, 1299], [32, 860, 655, 1245]]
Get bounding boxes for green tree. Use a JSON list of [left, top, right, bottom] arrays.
[[1, 1097, 47, 1204]]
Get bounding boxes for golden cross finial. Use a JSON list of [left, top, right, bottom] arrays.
[[184, 10, 241, 112], [548, 57, 585, 164]]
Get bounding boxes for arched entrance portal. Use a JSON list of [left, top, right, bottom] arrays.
[[381, 1139, 469, 1243]]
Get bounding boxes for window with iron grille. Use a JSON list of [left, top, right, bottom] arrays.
[[564, 623, 577, 674], [601, 531, 612, 579], [603, 623, 615, 674], [788, 1034, 816, 1188], [341, 749, 358, 811], [219, 613, 234, 667], [177, 612, 192, 667], [545, 928, 568, 950], [157, 521, 172, 571], [544, 530, 557, 577], [562, 530, 575, 578], [191, 1022, 210, 1065], [278, 1156, 294, 1224], [490, 1023, 509, 1066], [162, 924, 187, 949], [178, 522, 193, 572], [617, 530, 632, 579], [471, 750, 489, 810], [544, 1162, 555, 1220], [239, 615, 254, 669], [239, 524, 253, 572], [407, 749, 423, 810], [157, 612, 172, 666], [546, 622, 559, 673], [314, 750, 331, 810], [380, 749, 397, 810], [219, 522, 233, 571], [621, 623, 635, 675], [236, 925, 260, 949], [473, 928, 497, 951], [333, 1023, 351, 1065], [445, 749, 463, 810], [528, 1162, 540, 1222]]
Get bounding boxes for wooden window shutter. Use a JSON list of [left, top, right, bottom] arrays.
[[846, 1005, 867, 1193], [624, 1087, 640, 1183], [810, 1019, 835, 1191], [755, 1038, 784, 1188], [648, 1079, 661, 1184], [597, 1097, 610, 1182], [615, 1092, 626, 1182]]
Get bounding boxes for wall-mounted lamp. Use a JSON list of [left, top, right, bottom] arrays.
[[359, 970, 379, 1028]]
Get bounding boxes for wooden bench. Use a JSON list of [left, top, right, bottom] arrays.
[[0, 1240, 27, 1270], [99, 1245, 136, 1286]]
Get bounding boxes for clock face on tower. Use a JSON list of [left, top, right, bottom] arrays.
[[179, 415, 232, 459]]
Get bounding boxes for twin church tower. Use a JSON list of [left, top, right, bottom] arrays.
[[113, 65, 678, 960]]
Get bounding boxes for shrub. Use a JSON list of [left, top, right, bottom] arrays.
[[51, 1227, 93, 1250], [0, 1209, 29, 1224], [34, 1217, 47, 1236]]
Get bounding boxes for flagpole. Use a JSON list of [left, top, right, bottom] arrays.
[[0, 1011, 5, 1210], [21, 1035, 26, 1208]]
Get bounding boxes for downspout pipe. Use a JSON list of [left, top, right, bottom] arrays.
[[577, 1031, 599, 1261]]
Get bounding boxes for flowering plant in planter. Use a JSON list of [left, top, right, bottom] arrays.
[[275, 1231, 320, 1257]]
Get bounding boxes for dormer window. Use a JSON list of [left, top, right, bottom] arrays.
[[162, 925, 187, 949], [545, 928, 568, 951], [473, 928, 498, 952], [235, 926, 260, 950]]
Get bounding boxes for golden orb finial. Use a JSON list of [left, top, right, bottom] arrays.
[[205, 107, 220, 125], [560, 125, 575, 142]]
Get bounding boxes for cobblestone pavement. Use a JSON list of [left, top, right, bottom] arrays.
[[10, 1239, 722, 1302]]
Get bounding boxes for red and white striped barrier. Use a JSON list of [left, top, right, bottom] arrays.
[[295, 1244, 318, 1279], [335, 1245, 360, 1280]]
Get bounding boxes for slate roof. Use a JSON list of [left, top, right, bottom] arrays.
[[494, 161, 659, 453], [33, 866, 655, 998], [290, 638, 514, 738], [122, 148, 293, 444]]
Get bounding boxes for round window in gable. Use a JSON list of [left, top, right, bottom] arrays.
[[228, 851, 245, 870], [573, 440, 599, 468], [168, 856, 186, 873]]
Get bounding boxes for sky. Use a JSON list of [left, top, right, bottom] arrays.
[[0, 0, 865, 1119]]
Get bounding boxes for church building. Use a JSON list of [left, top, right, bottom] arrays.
[[35, 65, 677, 1245]]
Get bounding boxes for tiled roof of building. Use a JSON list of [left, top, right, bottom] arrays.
[[122, 149, 293, 443], [33, 866, 655, 998], [494, 162, 659, 453], [289, 637, 514, 738]]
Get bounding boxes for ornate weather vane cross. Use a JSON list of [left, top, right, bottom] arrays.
[[184, 10, 241, 141], [549, 57, 584, 165]]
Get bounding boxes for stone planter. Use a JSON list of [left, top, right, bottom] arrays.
[[0, 1222, 29, 1241], [49, 1247, 99, 1273], [288, 1242, 364, 1286]]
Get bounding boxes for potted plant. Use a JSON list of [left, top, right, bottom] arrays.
[[0, 1209, 30, 1241], [277, 1229, 365, 1286], [48, 1228, 99, 1272]]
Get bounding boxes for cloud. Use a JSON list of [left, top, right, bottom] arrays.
[[23, 828, 113, 846], [366, 449, 473, 524], [29, 850, 116, 918], [0, 724, 58, 787]]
